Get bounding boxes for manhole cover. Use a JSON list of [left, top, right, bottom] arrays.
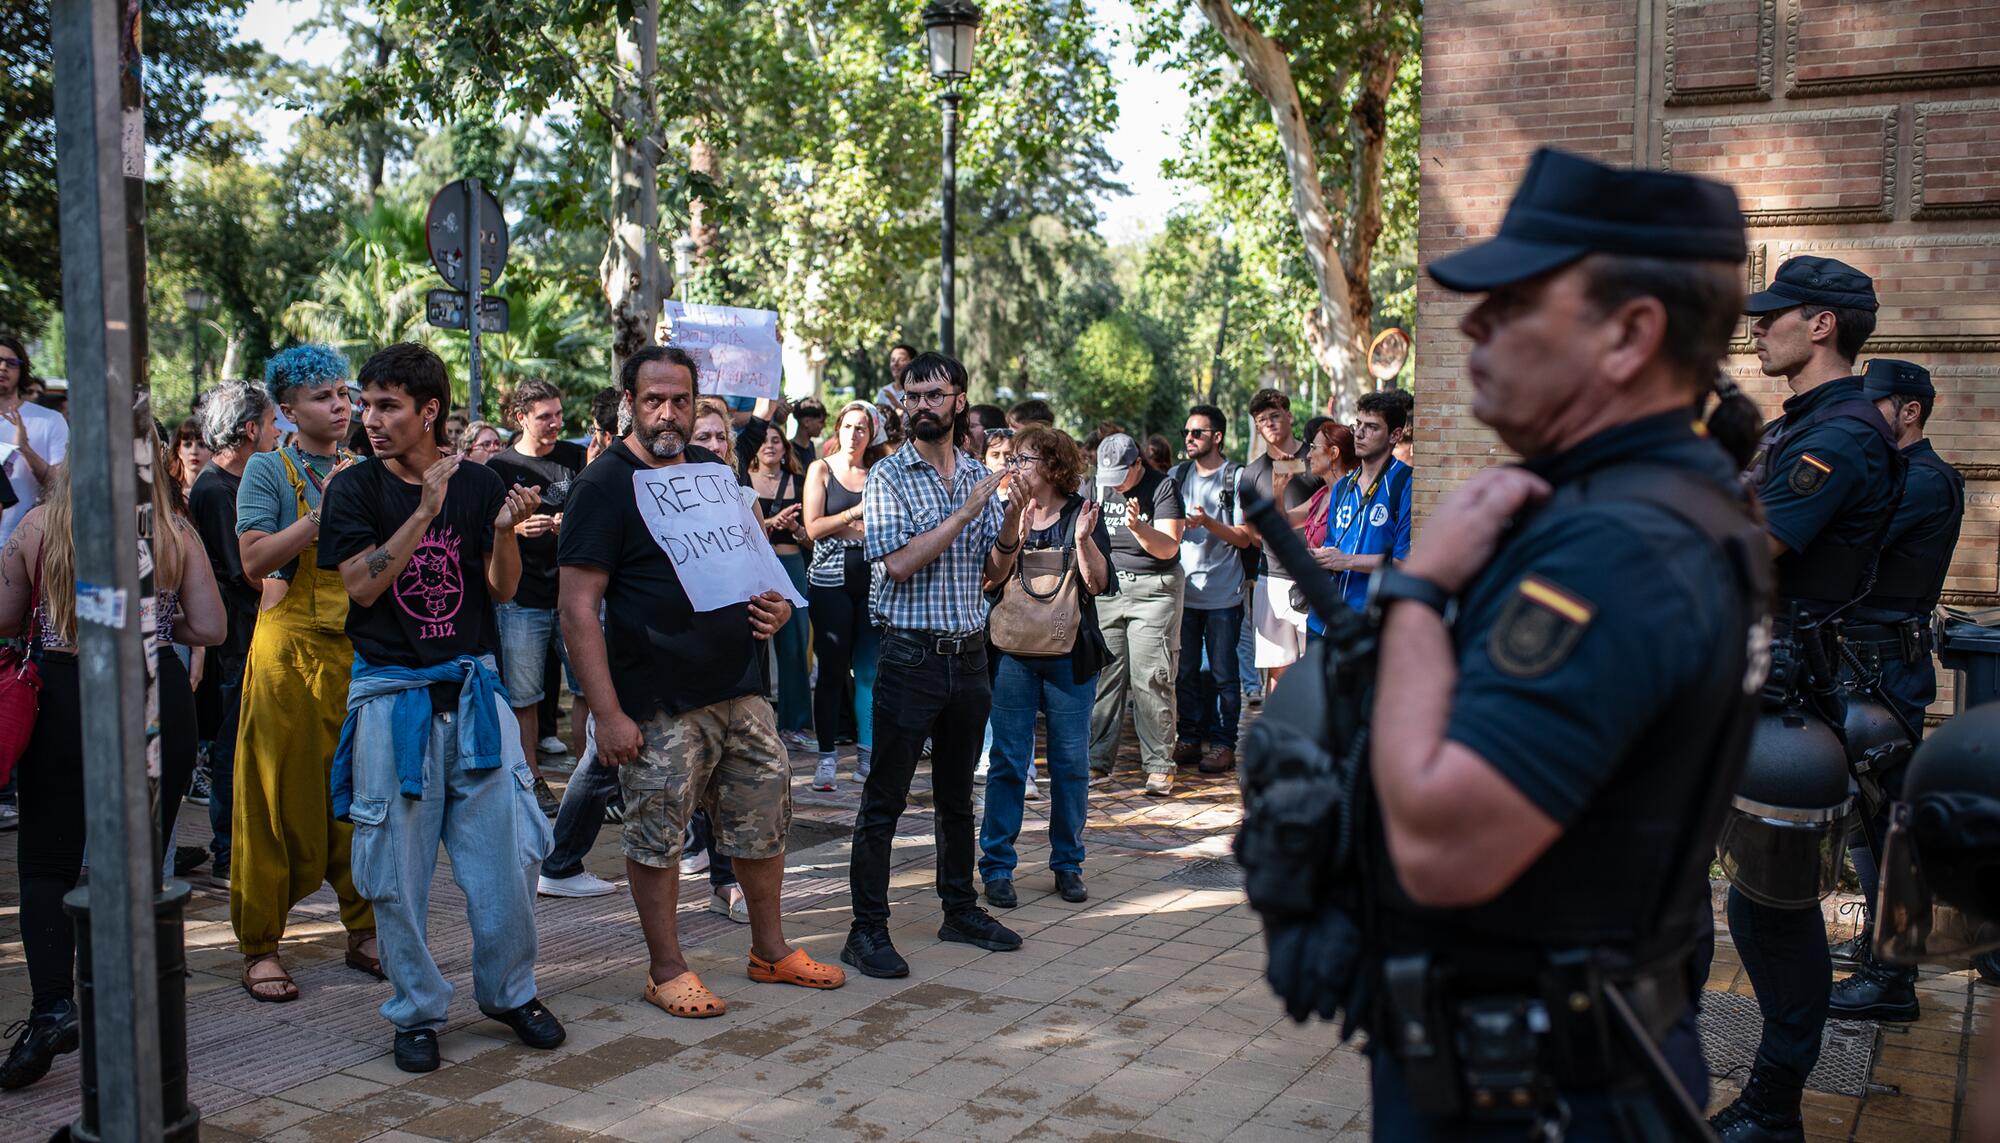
[[1159, 856, 1245, 890], [1699, 991, 1877, 1096], [789, 818, 850, 852]]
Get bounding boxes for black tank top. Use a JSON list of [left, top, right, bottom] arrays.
[[823, 467, 865, 516], [753, 468, 803, 522]]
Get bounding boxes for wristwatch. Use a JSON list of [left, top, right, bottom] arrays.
[[1367, 564, 1453, 622]]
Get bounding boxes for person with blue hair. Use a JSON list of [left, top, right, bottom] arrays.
[[226, 344, 382, 1002]]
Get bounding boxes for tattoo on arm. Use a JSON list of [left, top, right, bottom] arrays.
[[366, 548, 392, 578]]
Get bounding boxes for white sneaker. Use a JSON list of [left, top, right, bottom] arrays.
[[538, 735, 569, 756], [974, 757, 990, 785], [812, 754, 838, 791], [710, 887, 750, 924], [853, 749, 872, 783], [538, 871, 618, 898], [1025, 776, 1045, 801], [679, 849, 711, 875], [1144, 773, 1173, 797]]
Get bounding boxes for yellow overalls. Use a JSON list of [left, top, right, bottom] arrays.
[[230, 449, 374, 955]]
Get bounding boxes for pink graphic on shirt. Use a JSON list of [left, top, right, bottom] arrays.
[[394, 526, 464, 632]]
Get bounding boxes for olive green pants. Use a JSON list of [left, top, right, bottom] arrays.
[[1087, 569, 1185, 776]]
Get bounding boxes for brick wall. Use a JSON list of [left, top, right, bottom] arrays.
[[1418, 0, 2000, 718]]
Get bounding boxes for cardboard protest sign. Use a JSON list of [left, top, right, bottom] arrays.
[[631, 461, 808, 612], [661, 302, 782, 400]]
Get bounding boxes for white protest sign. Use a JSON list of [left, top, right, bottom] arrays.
[[661, 302, 782, 400], [632, 461, 807, 612]]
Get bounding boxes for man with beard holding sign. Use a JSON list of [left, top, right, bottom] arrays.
[[559, 345, 843, 1021]]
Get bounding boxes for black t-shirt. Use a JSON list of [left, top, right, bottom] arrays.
[[319, 458, 505, 670], [189, 463, 258, 656], [556, 441, 764, 721], [1242, 443, 1324, 580], [487, 440, 586, 611], [1096, 467, 1184, 575]]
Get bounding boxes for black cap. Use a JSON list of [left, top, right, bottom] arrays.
[[1862, 359, 1934, 401], [1743, 255, 1878, 314], [1427, 148, 1747, 293]]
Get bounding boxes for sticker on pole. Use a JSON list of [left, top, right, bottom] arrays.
[[660, 303, 783, 401], [631, 462, 807, 613], [75, 582, 128, 628]]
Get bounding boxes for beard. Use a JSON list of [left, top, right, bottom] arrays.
[[911, 411, 951, 443], [637, 419, 688, 459]]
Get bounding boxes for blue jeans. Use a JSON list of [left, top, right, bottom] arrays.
[[1176, 605, 1242, 748], [541, 715, 620, 880], [1235, 596, 1259, 693], [347, 709, 552, 1032], [495, 602, 569, 706], [980, 653, 1095, 882]]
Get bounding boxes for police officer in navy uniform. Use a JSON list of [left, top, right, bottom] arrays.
[[1364, 147, 1771, 1139], [1708, 257, 1902, 1142], [1823, 358, 1965, 1025]]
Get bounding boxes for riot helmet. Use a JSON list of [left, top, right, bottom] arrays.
[[1716, 706, 1854, 908], [1873, 702, 2000, 965], [1842, 685, 1915, 811]]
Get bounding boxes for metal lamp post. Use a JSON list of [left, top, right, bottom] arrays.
[[181, 285, 211, 397], [921, 0, 981, 358]]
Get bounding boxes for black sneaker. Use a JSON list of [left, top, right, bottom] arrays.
[[841, 927, 910, 979], [393, 1028, 440, 1073], [1055, 871, 1087, 903], [1828, 966, 1920, 1023], [939, 907, 1022, 952], [984, 879, 1017, 909], [1708, 1073, 1804, 1143], [0, 1001, 80, 1091], [170, 846, 209, 877], [480, 998, 566, 1049]]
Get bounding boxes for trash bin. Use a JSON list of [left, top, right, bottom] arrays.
[[1936, 606, 2000, 712]]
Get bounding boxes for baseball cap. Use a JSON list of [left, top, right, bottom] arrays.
[[1427, 147, 1747, 294], [1743, 255, 1878, 315], [1095, 433, 1139, 489], [1861, 359, 1934, 401]]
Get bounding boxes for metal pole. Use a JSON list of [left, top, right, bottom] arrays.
[[466, 177, 484, 418], [189, 309, 202, 399], [49, 0, 166, 1138], [1209, 248, 1233, 402], [938, 89, 960, 358]]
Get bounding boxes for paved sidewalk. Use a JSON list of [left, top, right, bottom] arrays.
[[0, 717, 1987, 1140]]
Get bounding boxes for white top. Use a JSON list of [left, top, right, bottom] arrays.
[[0, 401, 69, 546]]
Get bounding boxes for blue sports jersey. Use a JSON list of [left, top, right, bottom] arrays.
[[1313, 457, 1414, 629]]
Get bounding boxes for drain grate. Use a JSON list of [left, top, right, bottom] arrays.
[[1699, 991, 1878, 1096], [1159, 856, 1245, 890]]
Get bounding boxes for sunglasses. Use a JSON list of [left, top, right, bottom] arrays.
[[1183, 428, 1216, 437]]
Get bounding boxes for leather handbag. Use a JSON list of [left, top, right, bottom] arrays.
[[989, 544, 1082, 658], [0, 579, 44, 785]]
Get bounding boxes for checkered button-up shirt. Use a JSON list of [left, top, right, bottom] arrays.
[[863, 447, 1004, 635]]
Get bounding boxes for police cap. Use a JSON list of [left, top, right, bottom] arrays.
[[1427, 148, 1747, 293], [1862, 358, 1935, 402], [1742, 255, 1878, 315]]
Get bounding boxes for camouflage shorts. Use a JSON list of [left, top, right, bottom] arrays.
[[620, 697, 792, 869]]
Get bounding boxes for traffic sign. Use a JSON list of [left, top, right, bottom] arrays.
[[426, 289, 510, 333], [425, 179, 508, 292]]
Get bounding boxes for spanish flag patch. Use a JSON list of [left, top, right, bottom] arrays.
[[1789, 452, 1832, 496], [1490, 575, 1596, 678]]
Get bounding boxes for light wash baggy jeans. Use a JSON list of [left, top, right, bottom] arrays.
[[347, 701, 554, 1032]]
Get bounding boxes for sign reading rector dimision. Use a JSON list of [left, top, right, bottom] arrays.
[[632, 461, 808, 612], [660, 302, 783, 401]]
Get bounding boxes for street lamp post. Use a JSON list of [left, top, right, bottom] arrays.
[[182, 285, 211, 397], [921, 1, 981, 359]]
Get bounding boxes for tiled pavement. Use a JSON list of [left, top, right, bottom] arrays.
[[0, 713, 1988, 1141]]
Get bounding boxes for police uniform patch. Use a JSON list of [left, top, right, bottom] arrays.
[[1489, 575, 1596, 678], [1788, 452, 1832, 496]]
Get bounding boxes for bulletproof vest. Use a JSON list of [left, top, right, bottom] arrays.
[[1863, 445, 1966, 615], [1761, 397, 1906, 609], [1374, 461, 1771, 965]]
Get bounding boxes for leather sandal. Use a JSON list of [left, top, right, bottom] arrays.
[[345, 931, 386, 980], [242, 954, 299, 1003], [644, 970, 727, 1019], [747, 948, 846, 990]]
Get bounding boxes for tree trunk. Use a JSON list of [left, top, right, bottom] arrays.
[[688, 134, 719, 267], [1194, 0, 1367, 412], [1341, 43, 1399, 357], [364, 32, 391, 204], [219, 331, 245, 382], [601, 0, 667, 383]]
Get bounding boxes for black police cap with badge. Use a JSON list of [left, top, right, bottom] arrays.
[[1861, 358, 1934, 402], [1235, 147, 1750, 1033]]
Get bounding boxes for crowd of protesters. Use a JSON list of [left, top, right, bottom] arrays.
[[0, 330, 1413, 1081]]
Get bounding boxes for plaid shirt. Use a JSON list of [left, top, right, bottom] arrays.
[[864, 447, 1004, 635]]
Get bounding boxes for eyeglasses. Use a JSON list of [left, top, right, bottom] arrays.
[[1350, 421, 1387, 436], [1007, 453, 1040, 467], [901, 389, 953, 409], [1183, 428, 1216, 437], [0, 358, 20, 370], [1253, 413, 1288, 428]]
